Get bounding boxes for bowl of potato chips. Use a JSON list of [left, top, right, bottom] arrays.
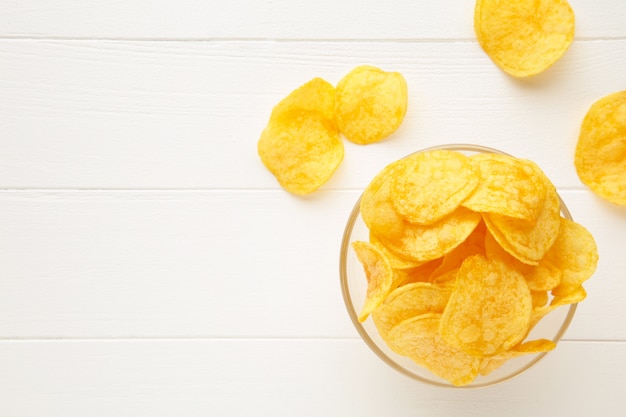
[[340, 144, 598, 387]]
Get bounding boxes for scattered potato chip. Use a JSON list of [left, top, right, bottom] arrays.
[[258, 79, 343, 195], [351, 241, 394, 322], [269, 77, 337, 124], [335, 65, 408, 144], [390, 150, 480, 225], [462, 153, 547, 221], [372, 282, 450, 339], [387, 314, 481, 386], [440, 254, 532, 356], [574, 90, 626, 205], [260, 67, 411, 194], [474, 0, 575, 77]]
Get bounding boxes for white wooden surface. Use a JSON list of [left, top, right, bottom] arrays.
[[1, 1, 625, 415]]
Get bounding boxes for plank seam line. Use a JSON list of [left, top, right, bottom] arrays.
[[0, 36, 624, 43], [0, 337, 623, 343], [0, 187, 589, 192]]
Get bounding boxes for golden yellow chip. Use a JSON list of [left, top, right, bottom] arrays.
[[524, 262, 562, 292], [440, 254, 532, 356], [360, 161, 406, 240], [431, 268, 459, 290], [389, 269, 415, 291], [462, 154, 548, 221], [351, 241, 394, 322], [530, 286, 586, 330], [335, 65, 408, 145], [387, 313, 481, 386], [258, 78, 343, 195], [474, 0, 575, 77], [551, 285, 587, 305], [369, 233, 424, 270], [546, 218, 599, 297], [483, 180, 561, 265], [431, 220, 486, 278], [374, 207, 482, 263], [269, 77, 337, 124], [400, 258, 444, 284], [479, 339, 556, 376], [390, 150, 480, 225], [531, 290, 550, 308], [372, 282, 450, 340], [575, 90, 626, 205], [484, 230, 562, 292]]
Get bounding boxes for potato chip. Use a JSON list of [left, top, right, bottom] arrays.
[[374, 207, 482, 263], [551, 285, 587, 306], [387, 313, 481, 386], [484, 230, 562, 292], [431, 221, 486, 278], [462, 153, 547, 221], [372, 282, 450, 339], [546, 218, 599, 296], [269, 77, 337, 124], [400, 258, 444, 284], [531, 290, 550, 308], [335, 65, 408, 145], [258, 78, 343, 195], [479, 339, 556, 376], [474, 0, 575, 77], [391, 150, 480, 225], [483, 179, 561, 265], [369, 233, 424, 270], [431, 268, 459, 290], [440, 254, 532, 356], [574, 90, 626, 205], [360, 162, 407, 241], [530, 286, 586, 330], [524, 263, 562, 292], [389, 269, 414, 291], [351, 241, 394, 322]]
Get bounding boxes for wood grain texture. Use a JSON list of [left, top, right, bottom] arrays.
[[2, 39, 626, 189], [0, 190, 357, 338], [1, 0, 624, 414], [0, 0, 624, 40], [0, 339, 624, 417]]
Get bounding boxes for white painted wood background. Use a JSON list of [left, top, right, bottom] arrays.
[[1, 1, 625, 415]]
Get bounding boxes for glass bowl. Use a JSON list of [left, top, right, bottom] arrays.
[[339, 144, 577, 388]]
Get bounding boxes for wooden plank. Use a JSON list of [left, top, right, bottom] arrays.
[[0, 0, 624, 40], [0, 189, 622, 340], [2, 39, 626, 189], [0, 339, 623, 416], [0, 190, 359, 338]]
